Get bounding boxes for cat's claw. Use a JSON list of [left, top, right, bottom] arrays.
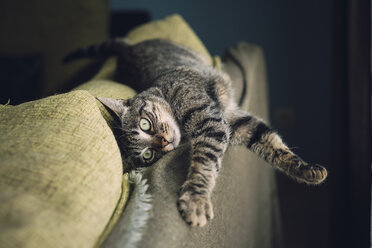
[[177, 191, 214, 227]]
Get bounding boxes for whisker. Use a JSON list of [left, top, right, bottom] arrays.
[[289, 146, 299, 150], [113, 126, 125, 131]]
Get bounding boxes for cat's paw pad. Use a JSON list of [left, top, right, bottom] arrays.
[[177, 191, 213, 227], [299, 164, 328, 184]]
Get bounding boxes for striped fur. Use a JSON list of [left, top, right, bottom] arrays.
[[65, 39, 327, 227]]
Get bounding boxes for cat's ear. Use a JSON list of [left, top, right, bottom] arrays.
[[96, 97, 129, 118]]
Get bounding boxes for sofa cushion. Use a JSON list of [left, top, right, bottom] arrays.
[[0, 90, 126, 248], [125, 14, 212, 65]]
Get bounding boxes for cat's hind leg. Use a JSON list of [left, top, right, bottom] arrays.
[[227, 110, 327, 184]]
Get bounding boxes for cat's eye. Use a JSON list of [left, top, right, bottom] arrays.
[[143, 148, 154, 161], [139, 118, 151, 131]]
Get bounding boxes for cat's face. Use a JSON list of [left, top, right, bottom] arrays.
[[98, 92, 181, 170]]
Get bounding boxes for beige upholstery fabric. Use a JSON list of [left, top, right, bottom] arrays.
[[0, 91, 124, 248]]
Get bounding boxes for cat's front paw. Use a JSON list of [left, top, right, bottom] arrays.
[[177, 191, 214, 227], [297, 164, 328, 184]]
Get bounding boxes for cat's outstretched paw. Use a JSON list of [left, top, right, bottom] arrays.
[[296, 164, 328, 184], [177, 191, 214, 227]]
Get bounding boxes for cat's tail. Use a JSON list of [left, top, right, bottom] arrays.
[[63, 38, 132, 63]]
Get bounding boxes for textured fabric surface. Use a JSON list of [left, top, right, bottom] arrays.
[[126, 14, 213, 65], [96, 173, 131, 248], [0, 91, 124, 248], [104, 42, 281, 248]]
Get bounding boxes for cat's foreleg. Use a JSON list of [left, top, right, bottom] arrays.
[[177, 114, 229, 227], [227, 110, 327, 184]]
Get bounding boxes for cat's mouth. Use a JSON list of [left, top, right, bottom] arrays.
[[159, 138, 179, 152], [162, 143, 176, 152], [151, 135, 179, 152]]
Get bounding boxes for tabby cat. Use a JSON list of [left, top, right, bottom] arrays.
[[65, 38, 327, 227]]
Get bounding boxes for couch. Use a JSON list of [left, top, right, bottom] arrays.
[[0, 14, 281, 248]]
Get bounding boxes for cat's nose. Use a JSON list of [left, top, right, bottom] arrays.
[[153, 135, 172, 150], [161, 137, 169, 148]]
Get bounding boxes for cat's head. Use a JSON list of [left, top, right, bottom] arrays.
[[97, 88, 181, 171]]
